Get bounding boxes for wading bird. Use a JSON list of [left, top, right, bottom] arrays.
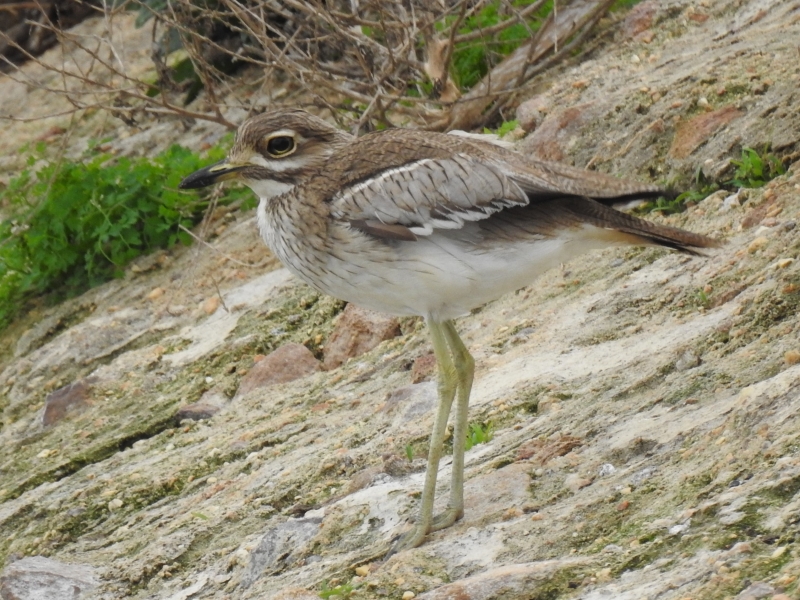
[[180, 109, 716, 552]]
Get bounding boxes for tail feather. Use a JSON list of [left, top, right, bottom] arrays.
[[561, 197, 720, 254]]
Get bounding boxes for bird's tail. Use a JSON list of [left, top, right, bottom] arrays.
[[560, 197, 720, 255]]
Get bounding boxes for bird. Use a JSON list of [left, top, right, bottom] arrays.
[[179, 108, 718, 553]]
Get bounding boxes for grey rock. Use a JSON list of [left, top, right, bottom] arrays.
[[0, 556, 98, 600], [173, 402, 221, 423], [383, 382, 437, 427], [598, 463, 617, 477], [629, 466, 657, 486], [736, 581, 774, 599], [675, 350, 700, 371], [241, 517, 321, 588]]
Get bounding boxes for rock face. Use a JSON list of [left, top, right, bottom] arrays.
[[242, 517, 322, 588], [236, 343, 322, 397], [322, 304, 401, 370], [42, 377, 97, 426], [1, 1, 800, 599], [0, 556, 98, 600]]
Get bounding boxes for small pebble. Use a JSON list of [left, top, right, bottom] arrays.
[[771, 546, 786, 558], [729, 541, 752, 554], [402, 591, 415, 599], [785, 350, 800, 366], [565, 474, 592, 492], [595, 568, 612, 582], [722, 193, 741, 211], [668, 522, 689, 535], [599, 463, 616, 477], [203, 296, 221, 315], [675, 350, 700, 371], [747, 236, 769, 253], [147, 287, 165, 300], [108, 498, 123, 510], [354, 565, 369, 577]]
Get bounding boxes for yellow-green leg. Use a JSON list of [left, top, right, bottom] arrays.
[[389, 319, 457, 554], [389, 319, 474, 554], [431, 320, 474, 531]]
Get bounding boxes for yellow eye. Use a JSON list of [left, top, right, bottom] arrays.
[[266, 136, 295, 157]]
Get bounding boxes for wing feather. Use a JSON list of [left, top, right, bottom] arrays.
[[331, 155, 528, 240]]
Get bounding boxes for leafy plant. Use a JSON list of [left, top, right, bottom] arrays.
[[465, 421, 494, 451], [644, 146, 785, 215], [484, 119, 520, 137], [405, 443, 414, 462], [694, 288, 711, 309], [727, 146, 785, 188], [0, 143, 251, 331]]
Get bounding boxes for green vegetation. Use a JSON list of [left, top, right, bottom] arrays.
[[729, 146, 786, 188], [447, 0, 644, 91], [646, 146, 786, 214], [319, 581, 356, 599], [405, 443, 414, 462], [0, 143, 251, 331], [484, 119, 520, 137], [465, 421, 494, 450], [694, 288, 711, 309], [447, 1, 553, 90]]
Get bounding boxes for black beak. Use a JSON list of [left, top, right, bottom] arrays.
[[179, 160, 244, 189]]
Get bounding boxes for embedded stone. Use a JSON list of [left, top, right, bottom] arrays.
[[42, 377, 98, 426], [322, 304, 401, 370], [236, 343, 321, 396], [0, 556, 98, 600]]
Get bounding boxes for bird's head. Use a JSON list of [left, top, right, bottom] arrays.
[[179, 109, 352, 199]]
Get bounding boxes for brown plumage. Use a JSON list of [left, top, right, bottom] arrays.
[[180, 109, 718, 554]]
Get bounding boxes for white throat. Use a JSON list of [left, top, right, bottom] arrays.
[[253, 179, 295, 259], [245, 178, 294, 200]]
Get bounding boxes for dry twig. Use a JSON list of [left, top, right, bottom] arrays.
[[1, 0, 618, 132]]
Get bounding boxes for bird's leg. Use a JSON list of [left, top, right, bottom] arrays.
[[389, 319, 457, 554], [431, 319, 474, 531]]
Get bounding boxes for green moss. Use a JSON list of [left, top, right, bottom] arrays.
[[228, 287, 345, 360]]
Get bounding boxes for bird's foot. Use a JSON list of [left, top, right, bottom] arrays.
[[386, 522, 429, 558], [430, 506, 463, 532], [386, 507, 463, 558]]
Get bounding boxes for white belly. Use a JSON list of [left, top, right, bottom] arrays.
[[259, 199, 618, 321]]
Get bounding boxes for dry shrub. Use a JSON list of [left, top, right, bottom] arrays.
[[1, 0, 616, 131]]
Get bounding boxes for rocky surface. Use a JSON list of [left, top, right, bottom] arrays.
[[1, 0, 799, 599]]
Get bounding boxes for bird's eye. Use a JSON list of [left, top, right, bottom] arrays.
[[266, 136, 295, 157]]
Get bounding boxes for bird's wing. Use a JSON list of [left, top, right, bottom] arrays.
[[330, 153, 529, 239], [463, 137, 665, 202]]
